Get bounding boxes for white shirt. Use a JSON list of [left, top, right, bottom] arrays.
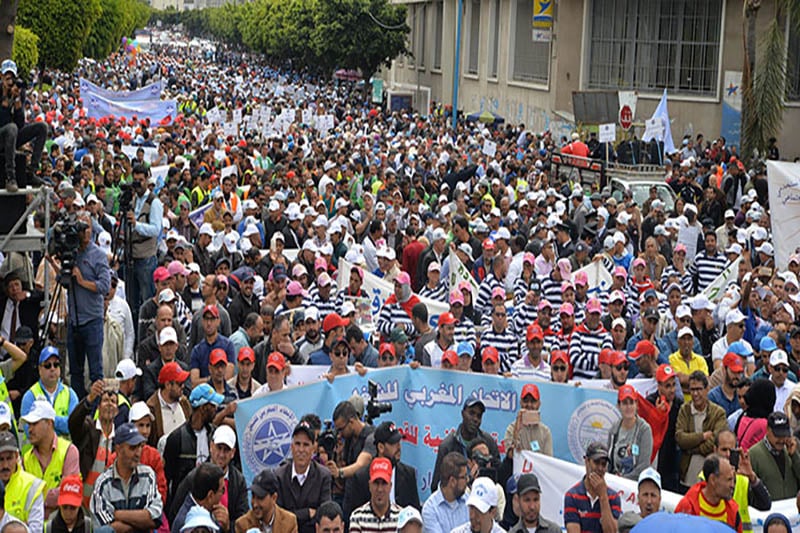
[[292, 463, 308, 486], [158, 390, 186, 438], [773, 378, 793, 413], [711, 337, 754, 364], [108, 296, 135, 359], [195, 427, 209, 465]]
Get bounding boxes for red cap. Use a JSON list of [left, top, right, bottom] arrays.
[[598, 348, 613, 366], [482, 346, 499, 364], [521, 383, 540, 400], [618, 384, 637, 402], [267, 352, 286, 371], [370, 457, 393, 483], [526, 324, 544, 341], [202, 305, 220, 318], [550, 350, 569, 366], [610, 351, 628, 367], [655, 364, 675, 383], [482, 238, 495, 251], [209, 348, 228, 366], [438, 312, 457, 326], [441, 350, 459, 367], [723, 352, 745, 373], [158, 362, 190, 384], [379, 343, 396, 357], [322, 313, 349, 333], [58, 474, 83, 507], [153, 266, 171, 283], [238, 347, 255, 362], [630, 340, 657, 361]]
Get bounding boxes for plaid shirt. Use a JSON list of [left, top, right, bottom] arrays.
[[90, 462, 163, 528]]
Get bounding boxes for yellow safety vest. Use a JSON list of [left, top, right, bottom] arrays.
[[5, 468, 45, 523], [29, 382, 71, 419], [22, 436, 71, 495], [734, 473, 752, 533]]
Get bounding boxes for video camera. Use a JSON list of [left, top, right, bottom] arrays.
[[319, 420, 337, 459], [48, 216, 88, 287], [118, 180, 143, 214], [365, 380, 392, 424]]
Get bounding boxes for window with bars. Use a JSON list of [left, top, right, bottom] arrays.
[[587, 0, 722, 96], [407, 7, 415, 67], [467, 0, 481, 75], [511, 0, 550, 83], [434, 1, 443, 70], [788, 20, 800, 101], [489, 0, 501, 78], [416, 4, 426, 69]]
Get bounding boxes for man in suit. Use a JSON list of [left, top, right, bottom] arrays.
[[236, 468, 298, 533], [0, 271, 42, 352], [276, 421, 332, 533], [170, 462, 229, 533], [342, 420, 420, 520]]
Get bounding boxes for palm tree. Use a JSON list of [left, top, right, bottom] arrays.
[[741, 0, 800, 161]]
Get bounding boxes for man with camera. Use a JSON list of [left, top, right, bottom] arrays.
[[0, 59, 47, 192], [65, 215, 111, 399], [126, 164, 164, 325], [327, 400, 377, 512]]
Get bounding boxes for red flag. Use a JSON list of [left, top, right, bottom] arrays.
[[637, 393, 670, 463]]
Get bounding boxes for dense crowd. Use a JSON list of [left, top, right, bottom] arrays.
[[0, 25, 796, 533]]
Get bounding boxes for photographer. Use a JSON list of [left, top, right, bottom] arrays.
[[127, 164, 164, 323], [65, 216, 111, 399], [0, 59, 47, 192], [328, 400, 376, 506]]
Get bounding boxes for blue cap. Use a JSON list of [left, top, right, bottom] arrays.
[[727, 341, 753, 357], [759, 336, 778, 352], [456, 341, 475, 358], [189, 383, 224, 408], [39, 346, 59, 365], [113, 423, 146, 447]]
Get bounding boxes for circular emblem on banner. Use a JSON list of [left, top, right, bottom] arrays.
[[567, 399, 620, 462], [242, 404, 298, 474]]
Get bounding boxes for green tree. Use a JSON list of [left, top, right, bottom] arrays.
[[11, 26, 37, 81], [741, 0, 800, 160]]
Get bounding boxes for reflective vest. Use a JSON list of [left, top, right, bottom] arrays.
[[29, 382, 71, 419], [22, 436, 71, 495], [83, 430, 113, 508], [734, 474, 752, 533], [5, 468, 45, 523]]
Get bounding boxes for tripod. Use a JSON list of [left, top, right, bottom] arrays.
[[111, 214, 135, 312]]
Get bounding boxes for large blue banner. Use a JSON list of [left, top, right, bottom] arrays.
[[234, 367, 618, 499], [79, 78, 164, 100], [80, 77, 177, 122]]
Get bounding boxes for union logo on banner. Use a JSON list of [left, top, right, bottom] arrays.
[[566, 399, 619, 462], [242, 403, 298, 474]]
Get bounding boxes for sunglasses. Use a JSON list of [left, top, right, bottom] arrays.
[[41, 361, 60, 370], [332, 350, 349, 357], [614, 364, 629, 371], [775, 366, 790, 373], [380, 354, 396, 362], [552, 365, 568, 372]]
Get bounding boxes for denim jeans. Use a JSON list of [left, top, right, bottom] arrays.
[[0, 122, 17, 182], [130, 255, 157, 328], [67, 317, 104, 399]]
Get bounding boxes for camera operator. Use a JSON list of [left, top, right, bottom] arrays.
[[66, 214, 111, 399], [126, 164, 164, 322], [328, 400, 376, 505], [0, 59, 47, 192]]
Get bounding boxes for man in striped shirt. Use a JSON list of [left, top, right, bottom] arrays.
[[475, 259, 506, 316], [563, 442, 621, 533], [481, 304, 520, 373], [349, 457, 401, 533], [690, 231, 727, 294], [569, 298, 613, 379]]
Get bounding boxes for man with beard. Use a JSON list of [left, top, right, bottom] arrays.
[[228, 312, 264, 358], [343, 421, 419, 520], [128, 164, 164, 321], [563, 442, 621, 533], [295, 308, 323, 364], [617, 469, 662, 533], [0, 430, 44, 530], [228, 268, 260, 332], [507, 474, 560, 533], [422, 452, 469, 533], [422, 313, 456, 368], [708, 353, 745, 416]]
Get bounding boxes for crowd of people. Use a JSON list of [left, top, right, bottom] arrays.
[[0, 24, 796, 533]]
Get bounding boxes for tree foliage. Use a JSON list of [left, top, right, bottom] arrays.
[[11, 26, 38, 81], [153, 0, 408, 79], [85, 0, 152, 60]]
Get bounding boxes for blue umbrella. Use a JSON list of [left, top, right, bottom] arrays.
[[631, 512, 733, 533]]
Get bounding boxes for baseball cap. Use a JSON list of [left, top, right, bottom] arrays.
[[638, 467, 662, 490], [441, 350, 459, 367], [456, 341, 475, 358], [389, 328, 408, 344], [209, 348, 228, 366], [585, 441, 610, 461], [129, 401, 154, 423], [617, 384, 637, 402], [464, 397, 486, 412], [516, 473, 542, 496], [449, 290, 465, 305], [159, 362, 190, 384], [396, 272, 412, 286], [20, 400, 56, 424], [690, 294, 714, 311], [267, 352, 287, 371], [58, 474, 83, 507], [202, 305, 220, 318], [521, 383, 540, 401], [397, 506, 423, 530], [722, 352, 745, 373], [491, 286, 506, 299], [438, 312, 457, 326], [158, 288, 177, 304], [760, 336, 778, 352], [322, 313, 349, 333], [678, 327, 694, 338], [770, 349, 790, 368], [370, 457, 393, 483], [115, 359, 143, 381], [642, 307, 659, 322], [114, 422, 147, 447], [526, 324, 544, 341], [153, 266, 171, 283], [286, 281, 304, 296], [374, 421, 403, 444], [610, 351, 628, 366], [550, 350, 569, 366], [725, 308, 746, 326], [609, 290, 626, 304], [768, 412, 791, 437], [482, 346, 499, 364], [189, 383, 224, 408], [586, 298, 602, 314], [675, 305, 692, 319], [611, 317, 627, 331], [629, 340, 657, 361], [727, 341, 753, 357], [159, 326, 178, 345], [466, 477, 498, 513], [168, 260, 190, 277], [251, 469, 279, 497], [292, 421, 316, 441], [213, 425, 237, 449], [655, 364, 676, 383], [238, 346, 256, 363], [1, 60, 17, 77]]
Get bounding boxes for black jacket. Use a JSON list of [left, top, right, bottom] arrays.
[[275, 460, 333, 533], [163, 420, 216, 509], [167, 461, 249, 531], [228, 291, 260, 332], [431, 425, 500, 491], [342, 460, 419, 520]]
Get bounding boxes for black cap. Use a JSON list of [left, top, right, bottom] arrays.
[[768, 412, 791, 437], [292, 421, 316, 442], [791, 326, 800, 338], [643, 308, 660, 321], [584, 441, 609, 461], [13, 326, 33, 343], [463, 398, 486, 412], [575, 242, 589, 253], [374, 421, 403, 445], [517, 473, 542, 495], [0, 431, 16, 453], [250, 469, 279, 497]]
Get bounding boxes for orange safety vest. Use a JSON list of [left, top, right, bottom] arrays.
[[82, 430, 113, 508]]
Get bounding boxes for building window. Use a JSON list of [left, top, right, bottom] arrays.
[[407, 7, 415, 68], [788, 19, 800, 101], [511, 0, 550, 83], [489, 0, 501, 78], [416, 4, 426, 69], [587, 0, 723, 96], [434, 1, 443, 70], [467, 0, 481, 75]]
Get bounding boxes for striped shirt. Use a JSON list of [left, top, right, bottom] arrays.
[[419, 281, 449, 303], [454, 316, 477, 348], [310, 294, 338, 320], [90, 463, 163, 527], [475, 273, 504, 315], [563, 479, 622, 532], [690, 251, 728, 293], [513, 276, 541, 306], [376, 301, 416, 339], [481, 326, 520, 373], [539, 275, 564, 309], [510, 352, 552, 381], [349, 502, 402, 533], [569, 324, 613, 379], [660, 266, 693, 295], [512, 303, 538, 335]]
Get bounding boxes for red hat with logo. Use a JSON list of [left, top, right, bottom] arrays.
[[58, 474, 83, 507], [482, 346, 499, 364], [723, 352, 745, 373], [370, 457, 393, 483], [617, 384, 637, 402], [526, 324, 544, 342], [438, 312, 457, 326], [441, 350, 459, 367], [322, 313, 349, 333], [521, 383, 540, 401], [159, 362, 190, 384], [267, 352, 286, 371], [238, 347, 255, 362], [209, 348, 228, 366], [550, 350, 569, 366], [655, 364, 676, 383], [630, 340, 657, 361]]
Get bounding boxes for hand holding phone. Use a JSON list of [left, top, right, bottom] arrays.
[[521, 409, 540, 426]]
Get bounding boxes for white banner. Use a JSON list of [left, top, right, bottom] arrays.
[[518, 451, 800, 532], [701, 256, 742, 303], [448, 250, 479, 303], [767, 161, 800, 270], [573, 262, 613, 295]]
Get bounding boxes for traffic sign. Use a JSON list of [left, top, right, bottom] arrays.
[[619, 105, 633, 131]]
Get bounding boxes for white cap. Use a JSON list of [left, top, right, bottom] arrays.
[[783, 272, 799, 288], [724, 209, 735, 219], [213, 425, 237, 448], [496, 227, 511, 241], [612, 231, 626, 244], [678, 327, 694, 338], [199, 223, 215, 237], [611, 317, 627, 330], [752, 227, 768, 241], [224, 232, 239, 252], [725, 243, 743, 255], [115, 359, 143, 381], [432, 228, 447, 242], [335, 197, 350, 210], [0, 403, 11, 429], [129, 401, 154, 422], [159, 326, 178, 345], [158, 288, 177, 304], [676, 305, 692, 319], [756, 242, 774, 257], [490, 207, 501, 218], [396, 507, 423, 531], [187, 263, 201, 275], [654, 225, 668, 237], [690, 294, 714, 311], [377, 246, 393, 259], [428, 261, 441, 273], [243, 224, 260, 237], [268, 200, 280, 212], [305, 306, 320, 321], [725, 308, 746, 326], [466, 477, 498, 513], [21, 400, 56, 424], [313, 215, 329, 228], [638, 467, 662, 490], [617, 212, 632, 225], [341, 301, 356, 317], [770, 349, 790, 368]]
